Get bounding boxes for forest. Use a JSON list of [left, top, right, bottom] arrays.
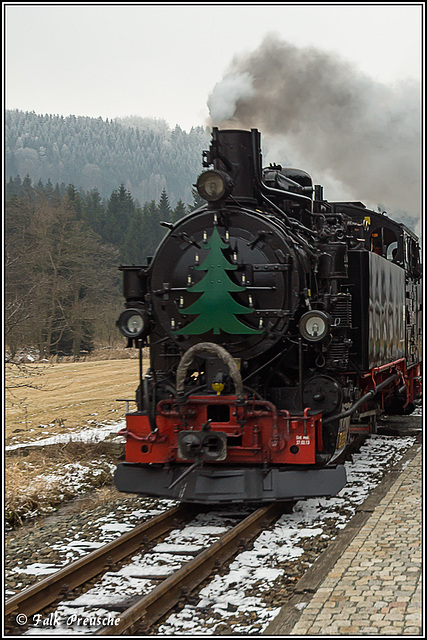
[[5, 110, 210, 360], [5, 176, 204, 360], [5, 109, 419, 361], [5, 110, 209, 206]]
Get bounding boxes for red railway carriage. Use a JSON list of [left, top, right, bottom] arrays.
[[114, 128, 422, 503]]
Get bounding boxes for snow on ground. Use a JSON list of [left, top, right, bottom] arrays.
[[6, 420, 126, 451], [6, 420, 127, 525], [8, 505, 177, 593], [19, 433, 417, 636], [30, 461, 118, 506], [156, 435, 417, 636]]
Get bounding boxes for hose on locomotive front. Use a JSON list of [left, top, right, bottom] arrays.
[[175, 342, 245, 405]]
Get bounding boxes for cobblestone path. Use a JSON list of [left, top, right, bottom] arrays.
[[289, 450, 422, 635]]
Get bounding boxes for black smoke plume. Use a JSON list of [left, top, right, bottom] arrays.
[[208, 35, 421, 227]]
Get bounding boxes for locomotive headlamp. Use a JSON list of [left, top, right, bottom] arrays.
[[196, 170, 233, 202], [299, 311, 330, 342], [117, 309, 148, 339]]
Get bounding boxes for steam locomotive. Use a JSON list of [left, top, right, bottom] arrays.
[[114, 128, 422, 503]]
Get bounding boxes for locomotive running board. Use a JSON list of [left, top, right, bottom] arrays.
[[114, 463, 347, 504]]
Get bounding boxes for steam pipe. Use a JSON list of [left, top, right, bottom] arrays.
[[250, 129, 313, 212], [322, 373, 398, 425], [298, 338, 304, 412], [259, 193, 318, 259]]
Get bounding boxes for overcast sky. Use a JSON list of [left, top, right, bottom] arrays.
[[5, 3, 423, 131]]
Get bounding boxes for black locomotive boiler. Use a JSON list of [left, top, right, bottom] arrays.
[[114, 128, 422, 503]]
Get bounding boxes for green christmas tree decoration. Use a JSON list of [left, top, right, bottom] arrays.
[[174, 226, 261, 335]]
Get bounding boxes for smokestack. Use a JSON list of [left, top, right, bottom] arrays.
[[205, 128, 261, 202]]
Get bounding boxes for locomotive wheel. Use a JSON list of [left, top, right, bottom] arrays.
[[386, 399, 416, 416]]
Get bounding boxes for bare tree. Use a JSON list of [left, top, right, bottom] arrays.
[[5, 191, 120, 360]]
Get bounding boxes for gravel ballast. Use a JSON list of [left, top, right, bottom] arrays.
[[5, 428, 420, 636]]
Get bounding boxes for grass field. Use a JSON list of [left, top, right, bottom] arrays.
[[5, 352, 148, 444], [5, 352, 149, 526]]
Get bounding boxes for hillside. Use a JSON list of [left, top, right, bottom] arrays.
[[5, 110, 210, 206]]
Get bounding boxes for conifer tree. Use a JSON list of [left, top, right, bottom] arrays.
[[83, 188, 105, 236], [104, 184, 136, 247], [141, 199, 164, 255], [171, 199, 187, 222], [65, 184, 83, 219], [158, 188, 172, 221], [175, 226, 260, 335], [22, 175, 34, 203], [44, 179, 56, 203], [122, 208, 145, 264]]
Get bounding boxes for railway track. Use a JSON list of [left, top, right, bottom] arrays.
[[6, 430, 417, 636], [97, 502, 286, 635], [6, 501, 288, 635], [5, 504, 195, 622]]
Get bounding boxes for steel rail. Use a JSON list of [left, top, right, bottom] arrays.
[[96, 502, 287, 636], [6, 504, 196, 619]]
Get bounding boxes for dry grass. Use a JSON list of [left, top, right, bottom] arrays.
[[50, 346, 143, 362], [5, 353, 149, 444], [64, 485, 124, 513], [4, 355, 151, 528], [5, 441, 122, 528]]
